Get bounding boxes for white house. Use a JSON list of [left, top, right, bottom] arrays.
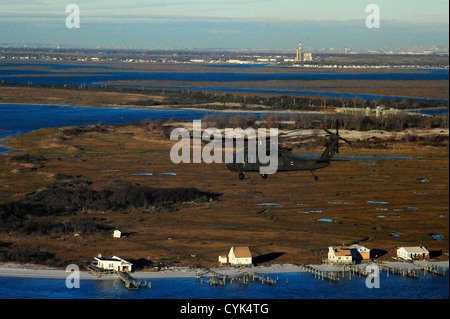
[[95, 256, 133, 273], [228, 246, 252, 266], [397, 246, 429, 261], [218, 255, 228, 264], [113, 230, 122, 238], [328, 246, 353, 264]]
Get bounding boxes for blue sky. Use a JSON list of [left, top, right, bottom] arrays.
[[0, 0, 448, 49]]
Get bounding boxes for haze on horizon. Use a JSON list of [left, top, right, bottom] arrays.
[[0, 0, 448, 50]]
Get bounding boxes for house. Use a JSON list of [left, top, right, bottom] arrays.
[[328, 246, 353, 264], [349, 244, 371, 260], [113, 230, 122, 238], [94, 256, 133, 273], [218, 255, 228, 264], [397, 246, 429, 261], [228, 246, 252, 266]]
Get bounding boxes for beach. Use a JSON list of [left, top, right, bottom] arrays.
[[1, 261, 448, 281]]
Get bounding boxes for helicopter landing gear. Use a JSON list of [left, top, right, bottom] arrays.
[[261, 174, 268, 179], [239, 172, 245, 180], [310, 170, 319, 181]]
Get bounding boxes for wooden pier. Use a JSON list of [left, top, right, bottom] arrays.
[[299, 265, 340, 282], [344, 265, 371, 278], [416, 264, 446, 276], [86, 264, 115, 275], [116, 271, 149, 290], [195, 269, 278, 287], [86, 265, 150, 290], [378, 265, 419, 279]]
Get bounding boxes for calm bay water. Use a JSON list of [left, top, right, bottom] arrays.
[[0, 103, 277, 152], [0, 272, 448, 299], [0, 104, 223, 138], [1, 62, 448, 102]]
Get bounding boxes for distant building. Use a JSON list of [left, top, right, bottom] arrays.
[[397, 246, 429, 261], [295, 42, 302, 62], [218, 255, 228, 264], [303, 53, 313, 61], [328, 246, 353, 263], [95, 256, 133, 273], [227, 59, 253, 64], [228, 246, 252, 265], [113, 230, 122, 238]]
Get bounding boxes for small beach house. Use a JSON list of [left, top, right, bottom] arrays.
[[349, 244, 371, 260], [95, 256, 133, 273], [113, 230, 122, 238], [218, 255, 228, 264], [228, 246, 252, 266], [397, 246, 429, 261], [328, 246, 353, 264]]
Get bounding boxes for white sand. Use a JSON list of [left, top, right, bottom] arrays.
[[0, 261, 447, 280]]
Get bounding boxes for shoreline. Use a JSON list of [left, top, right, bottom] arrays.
[[0, 261, 448, 281], [1, 101, 448, 115], [0, 101, 335, 115]]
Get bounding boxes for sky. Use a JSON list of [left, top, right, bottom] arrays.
[[0, 0, 448, 49]]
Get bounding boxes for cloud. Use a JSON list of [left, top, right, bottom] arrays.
[[1, 0, 448, 25]]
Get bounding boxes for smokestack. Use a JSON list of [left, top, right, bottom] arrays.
[[295, 42, 302, 62], [299, 42, 302, 61]]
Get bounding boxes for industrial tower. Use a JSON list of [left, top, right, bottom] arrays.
[[295, 42, 302, 62]]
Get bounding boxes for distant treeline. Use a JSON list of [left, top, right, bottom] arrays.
[[124, 89, 449, 112], [159, 90, 449, 112], [0, 179, 220, 236], [199, 112, 449, 131], [1, 81, 448, 111]]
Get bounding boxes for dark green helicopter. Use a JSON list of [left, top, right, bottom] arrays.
[[226, 125, 351, 181]]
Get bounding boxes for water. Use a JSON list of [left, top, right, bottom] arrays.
[[1, 62, 448, 102], [317, 218, 334, 222], [409, 108, 449, 115], [367, 201, 390, 204], [257, 203, 283, 207], [1, 62, 448, 83], [357, 161, 376, 166], [0, 271, 448, 299], [0, 104, 229, 138], [295, 154, 411, 160], [0, 103, 274, 152], [327, 201, 353, 205]]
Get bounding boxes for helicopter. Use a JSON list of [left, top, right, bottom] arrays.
[[226, 124, 351, 181]]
